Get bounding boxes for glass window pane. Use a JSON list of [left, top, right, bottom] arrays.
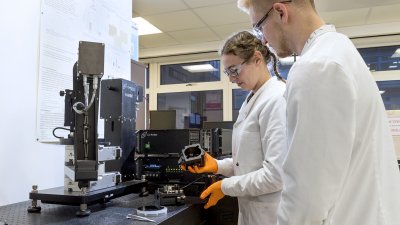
[[157, 90, 223, 128], [377, 80, 400, 110], [276, 55, 296, 79], [276, 45, 400, 77], [160, 60, 220, 85], [232, 89, 250, 121], [358, 45, 400, 72], [277, 64, 292, 79]]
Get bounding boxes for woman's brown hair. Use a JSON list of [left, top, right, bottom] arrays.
[[220, 30, 285, 82]]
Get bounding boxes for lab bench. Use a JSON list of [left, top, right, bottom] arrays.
[[0, 193, 238, 225]]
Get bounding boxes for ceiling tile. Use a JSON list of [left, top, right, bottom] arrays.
[[139, 33, 179, 48], [133, 0, 188, 16], [320, 8, 370, 27], [133, 0, 400, 57], [367, 4, 400, 24], [139, 43, 146, 49], [183, 0, 236, 8], [316, 0, 400, 12], [132, 10, 141, 17], [194, 4, 250, 26], [211, 22, 252, 39], [146, 10, 207, 32], [168, 28, 220, 44]]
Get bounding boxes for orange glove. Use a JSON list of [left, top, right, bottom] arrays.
[[180, 152, 218, 174], [200, 180, 225, 209]]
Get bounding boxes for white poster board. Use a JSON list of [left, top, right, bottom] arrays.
[[36, 0, 132, 141]]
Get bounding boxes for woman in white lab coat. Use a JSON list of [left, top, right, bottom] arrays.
[[183, 31, 288, 225]]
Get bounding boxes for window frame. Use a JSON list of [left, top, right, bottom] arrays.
[[145, 53, 238, 122], [142, 39, 400, 125]]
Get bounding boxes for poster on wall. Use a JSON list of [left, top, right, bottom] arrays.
[[36, 0, 133, 142], [205, 91, 222, 110], [131, 21, 139, 61]]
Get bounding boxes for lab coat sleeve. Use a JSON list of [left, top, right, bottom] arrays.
[[216, 158, 234, 177], [278, 60, 356, 225], [221, 96, 287, 197]]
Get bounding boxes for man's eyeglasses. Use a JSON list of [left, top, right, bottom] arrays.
[[223, 60, 247, 78], [253, 0, 292, 40]]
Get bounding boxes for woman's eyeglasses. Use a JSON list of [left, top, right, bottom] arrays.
[[223, 60, 247, 78]]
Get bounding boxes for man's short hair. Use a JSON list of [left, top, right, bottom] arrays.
[[237, 0, 251, 13], [237, 0, 316, 13]]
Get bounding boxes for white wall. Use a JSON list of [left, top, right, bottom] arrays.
[[0, 0, 64, 206]]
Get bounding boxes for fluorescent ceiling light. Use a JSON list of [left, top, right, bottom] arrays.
[[388, 65, 398, 69], [132, 17, 162, 35], [379, 90, 385, 95], [182, 64, 217, 73], [391, 48, 400, 58]]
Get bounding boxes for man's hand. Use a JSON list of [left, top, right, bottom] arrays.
[[180, 152, 218, 174], [200, 180, 225, 209]]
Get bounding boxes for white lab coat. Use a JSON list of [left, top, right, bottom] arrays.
[[217, 76, 287, 225], [278, 25, 400, 225]]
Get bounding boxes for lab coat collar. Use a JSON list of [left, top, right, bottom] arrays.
[[236, 76, 278, 124], [300, 24, 336, 55]]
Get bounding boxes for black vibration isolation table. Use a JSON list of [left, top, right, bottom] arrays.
[[0, 194, 205, 225]]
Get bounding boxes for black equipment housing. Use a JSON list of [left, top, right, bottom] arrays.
[[100, 78, 140, 180], [73, 41, 105, 185]]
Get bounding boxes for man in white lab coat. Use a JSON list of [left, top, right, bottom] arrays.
[[182, 31, 288, 225], [237, 0, 400, 225]]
